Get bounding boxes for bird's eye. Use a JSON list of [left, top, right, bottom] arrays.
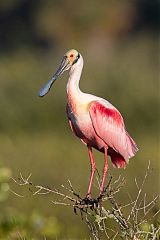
[[70, 54, 74, 58]]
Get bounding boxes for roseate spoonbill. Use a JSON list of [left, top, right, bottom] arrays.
[[38, 49, 138, 198]]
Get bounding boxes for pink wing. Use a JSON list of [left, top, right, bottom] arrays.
[[89, 101, 138, 162]]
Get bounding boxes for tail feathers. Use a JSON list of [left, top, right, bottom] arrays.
[[126, 131, 138, 158], [108, 132, 138, 168], [108, 148, 127, 169]]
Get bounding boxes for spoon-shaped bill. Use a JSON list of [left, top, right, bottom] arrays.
[[38, 77, 56, 97], [38, 56, 69, 97]]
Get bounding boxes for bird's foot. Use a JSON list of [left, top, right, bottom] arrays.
[[98, 187, 108, 200], [79, 194, 99, 209], [73, 194, 106, 215]]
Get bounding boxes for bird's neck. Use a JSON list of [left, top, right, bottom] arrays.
[[67, 60, 83, 107]]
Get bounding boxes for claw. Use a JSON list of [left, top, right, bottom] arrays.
[[80, 196, 99, 209]]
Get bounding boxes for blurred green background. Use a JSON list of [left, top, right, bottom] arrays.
[[0, 0, 159, 239]]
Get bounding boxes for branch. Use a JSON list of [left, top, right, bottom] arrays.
[[10, 162, 160, 240]]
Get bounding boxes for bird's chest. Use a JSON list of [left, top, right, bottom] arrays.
[[67, 102, 95, 140]]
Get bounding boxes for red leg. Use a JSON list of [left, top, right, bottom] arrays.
[[87, 146, 96, 198], [100, 148, 109, 194]]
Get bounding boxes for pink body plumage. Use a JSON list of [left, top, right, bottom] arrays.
[[67, 100, 138, 169]]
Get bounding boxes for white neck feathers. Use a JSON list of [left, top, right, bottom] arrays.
[[67, 54, 83, 95]]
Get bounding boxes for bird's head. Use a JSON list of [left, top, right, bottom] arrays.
[[38, 49, 81, 97]]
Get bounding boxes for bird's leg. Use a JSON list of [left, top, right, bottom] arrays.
[[86, 146, 96, 199], [100, 148, 109, 195]]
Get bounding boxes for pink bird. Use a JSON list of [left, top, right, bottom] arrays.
[[39, 49, 138, 199]]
